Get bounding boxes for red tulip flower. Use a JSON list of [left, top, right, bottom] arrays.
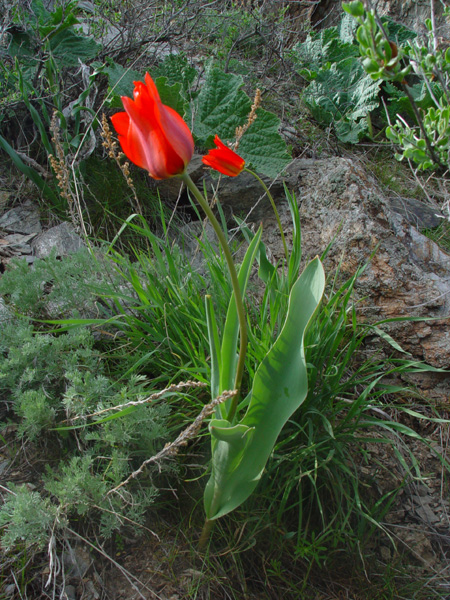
[[111, 73, 194, 180], [202, 135, 245, 177]]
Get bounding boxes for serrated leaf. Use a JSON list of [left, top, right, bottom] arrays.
[[152, 53, 197, 94], [190, 67, 251, 145], [238, 108, 291, 177], [334, 119, 367, 143], [383, 18, 417, 45], [98, 61, 143, 107], [154, 77, 186, 116], [292, 26, 358, 81], [339, 12, 358, 44], [303, 58, 380, 142]]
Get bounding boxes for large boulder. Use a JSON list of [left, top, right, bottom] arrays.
[[194, 157, 449, 398]]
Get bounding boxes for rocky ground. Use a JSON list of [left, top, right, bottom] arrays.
[[1, 147, 450, 598], [1, 0, 450, 597]]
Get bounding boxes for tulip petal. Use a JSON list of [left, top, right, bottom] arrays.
[[202, 136, 245, 177], [110, 111, 129, 137], [111, 73, 194, 180]]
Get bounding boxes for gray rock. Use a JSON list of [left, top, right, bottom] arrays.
[[194, 157, 450, 386], [61, 584, 77, 600], [0, 200, 42, 235], [388, 196, 443, 230], [32, 222, 84, 259], [62, 544, 92, 579], [380, 545, 391, 561], [3, 233, 37, 254], [415, 504, 440, 525], [4, 584, 15, 597], [0, 459, 10, 476]]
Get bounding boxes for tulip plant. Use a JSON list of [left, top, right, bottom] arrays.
[[111, 73, 325, 544]]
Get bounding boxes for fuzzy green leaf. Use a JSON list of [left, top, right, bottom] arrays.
[[292, 27, 359, 81], [190, 67, 251, 145], [50, 29, 100, 66], [154, 77, 186, 116], [152, 53, 197, 93], [303, 57, 380, 142], [98, 61, 143, 107], [238, 109, 292, 177]]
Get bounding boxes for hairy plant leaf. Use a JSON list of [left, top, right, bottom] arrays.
[[303, 58, 380, 142], [190, 67, 251, 145], [97, 60, 143, 107], [50, 29, 100, 66], [154, 77, 185, 116], [292, 26, 358, 81], [152, 53, 197, 94], [238, 109, 292, 177]]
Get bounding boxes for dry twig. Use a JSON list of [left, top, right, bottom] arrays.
[[107, 388, 237, 496]]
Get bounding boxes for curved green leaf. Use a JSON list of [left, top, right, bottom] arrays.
[[205, 257, 325, 520]]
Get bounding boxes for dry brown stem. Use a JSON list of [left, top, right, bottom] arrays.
[[107, 388, 237, 496]]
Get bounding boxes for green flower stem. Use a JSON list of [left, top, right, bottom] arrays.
[[180, 172, 247, 418], [244, 168, 289, 265]]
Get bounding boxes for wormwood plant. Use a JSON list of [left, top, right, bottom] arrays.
[[0, 264, 173, 553], [0, 246, 120, 319]]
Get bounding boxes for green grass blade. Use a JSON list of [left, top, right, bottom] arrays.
[[219, 226, 262, 395], [205, 295, 222, 408]]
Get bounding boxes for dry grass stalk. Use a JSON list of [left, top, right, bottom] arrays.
[[107, 388, 237, 496], [101, 113, 143, 215], [63, 380, 207, 423], [234, 88, 261, 151], [49, 112, 78, 227]]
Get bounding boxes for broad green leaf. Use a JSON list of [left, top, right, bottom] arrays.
[[339, 12, 358, 44], [238, 109, 292, 177], [50, 29, 100, 66], [152, 53, 197, 93], [190, 67, 251, 145], [334, 119, 368, 143], [204, 257, 325, 520], [383, 18, 417, 45], [303, 58, 380, 142], [97, 60, 143, 107], [154, 77, 186, 116], [292, 26, 358, 81]]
